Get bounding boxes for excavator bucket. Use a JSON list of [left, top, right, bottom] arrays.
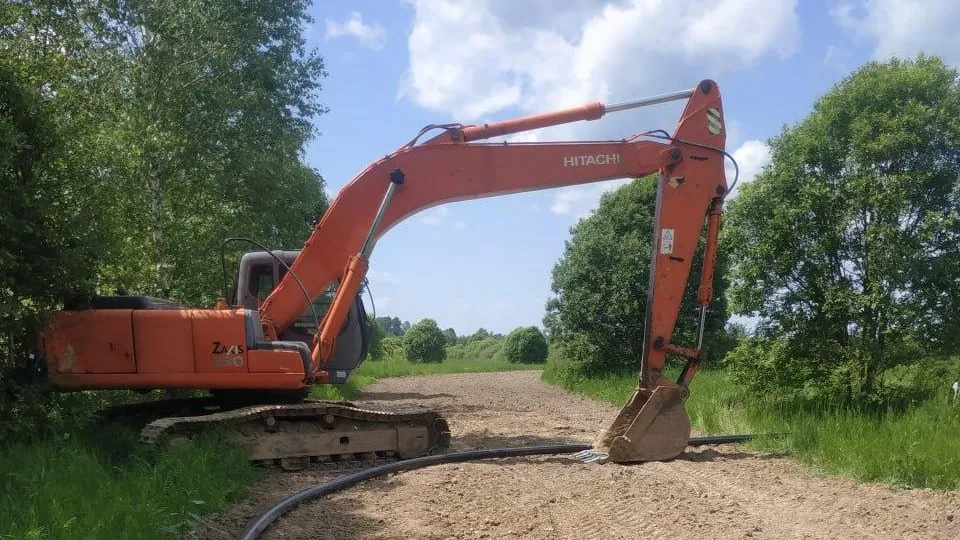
[[577, 380, 691, 464]]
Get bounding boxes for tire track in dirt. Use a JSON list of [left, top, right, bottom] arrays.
[[200, 371, 960, 540]]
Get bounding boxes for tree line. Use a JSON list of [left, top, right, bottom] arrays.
[[368, 316, 547, 364]]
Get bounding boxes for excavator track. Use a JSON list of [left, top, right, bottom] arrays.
[[100, 398, 451, 471]]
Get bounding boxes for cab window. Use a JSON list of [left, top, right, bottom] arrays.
[[248, 264, 275, 299]]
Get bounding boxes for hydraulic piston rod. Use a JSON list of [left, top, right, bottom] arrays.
[[458, 86, 697, 143], [605, 89, 695, 113]]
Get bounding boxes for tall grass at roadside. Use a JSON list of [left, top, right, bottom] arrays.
[[542, 359, 960, 490], [0, 423, 257, 540]]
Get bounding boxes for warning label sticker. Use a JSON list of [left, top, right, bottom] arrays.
[[661, 229, 675, 254]]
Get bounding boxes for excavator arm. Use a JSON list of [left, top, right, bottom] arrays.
[[259, 80, 729, 463]]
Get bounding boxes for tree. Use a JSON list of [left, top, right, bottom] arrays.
[[2, 0, 329, 307], [375, 316, 408, 336], [468, 328, 491, 343], [544, 179, 730, 374], [442, 327, 457, 346], [503, 326, 548, 364], [367, 319, 386, 360], [107, 0, 329, 303], [403, 318, 447, 363], [723, 55, 960, 402]]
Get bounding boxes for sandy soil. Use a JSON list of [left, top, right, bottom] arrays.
[[200, 371, 959, 540]]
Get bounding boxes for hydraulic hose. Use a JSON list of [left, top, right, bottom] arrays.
[[238, 434, 758, 540]]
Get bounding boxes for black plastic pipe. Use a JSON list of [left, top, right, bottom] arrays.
[[238, 434, 758, 540]]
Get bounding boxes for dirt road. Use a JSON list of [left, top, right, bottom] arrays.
[[202, 371, 959, 539]]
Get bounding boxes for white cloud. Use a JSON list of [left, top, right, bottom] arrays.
[[403, 0, 800, 127], [550, 178, 632, 221], [420, 205, 451, 226], [823, 44, 854, 74], [832, 1, 960, 65], [726, 139, 771, 197], [325, 11, 387, 50]]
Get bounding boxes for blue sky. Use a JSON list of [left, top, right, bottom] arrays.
[[300, 0, 960, 335]]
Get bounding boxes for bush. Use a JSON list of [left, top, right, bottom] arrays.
[[447, 336, 503, 361], [381, 336, 404, 359], [503, 326, 548, 364], [403, 319, 447, 363]]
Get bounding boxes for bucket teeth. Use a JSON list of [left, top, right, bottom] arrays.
[[573, 449, 608, 464]]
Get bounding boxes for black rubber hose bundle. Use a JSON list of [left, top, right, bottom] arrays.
[[239, 434, 757, 540]]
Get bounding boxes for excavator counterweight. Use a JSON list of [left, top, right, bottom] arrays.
[[39, 79, 730, 467]]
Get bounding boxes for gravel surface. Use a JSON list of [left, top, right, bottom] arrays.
[[199, 371, 960, 540]]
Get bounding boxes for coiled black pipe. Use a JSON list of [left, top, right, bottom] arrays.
[[238, 434, 758, 540]]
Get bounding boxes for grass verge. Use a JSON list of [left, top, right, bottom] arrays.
[[542, 360, 960, 490], [0, 422, 257, 539]]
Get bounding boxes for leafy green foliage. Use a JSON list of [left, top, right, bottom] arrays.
[[447, 336, 504, 361], [453, 327, 504, 345], [375, 316, 410, 336], [443, 327, 457, 346], [724, 55, 960, 402], [468, 328, 491, 342], [502, 326, 548, 364], [1, 0, 329, 437], [544, 178, 731, 375], [403, 318, 447, 363], [367, 318, 386, 360], [380, 336, 405, 358]]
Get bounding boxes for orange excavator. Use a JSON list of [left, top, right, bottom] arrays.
[[38, 79, 731, 469]]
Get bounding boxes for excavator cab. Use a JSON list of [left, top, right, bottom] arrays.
[[232, 250, 371, 384]]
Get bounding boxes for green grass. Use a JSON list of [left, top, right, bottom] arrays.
[[312, 354, 542, 400], [542, 360, 960, 490], [0, 424, 257, 539]]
